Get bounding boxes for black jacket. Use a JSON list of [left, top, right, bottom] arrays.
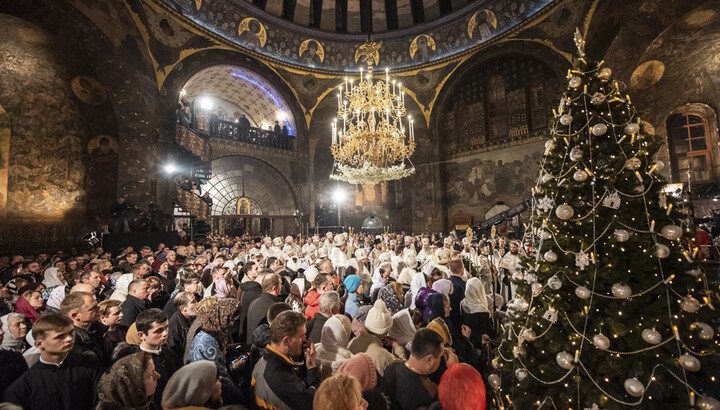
[[148, 347, 181, 410], [72, 322, 111, 370], [3, 350, 101, 410], [167, 311, 194, 359], [246, 291, 278, 345], [238, 281, 262, 342], [121, 294, 148, 327], [0, 350, 28, 399], [306, 313, 330, 344], [251, 345, 321, 410]]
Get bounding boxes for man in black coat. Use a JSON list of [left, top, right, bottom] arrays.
[[447, 259, 467, 329], [3, 314, 101, 410], [60, 292, 110, 369], [306, 291, 340, 343], [246, 273, 282, 344], [136, 308, 181, 410], [121, 279, 149, 326], [237, 265, 264, 343], [166, 292, 196, 359]]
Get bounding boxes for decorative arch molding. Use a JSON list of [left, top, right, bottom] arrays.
[[203, 155, 299, 217]]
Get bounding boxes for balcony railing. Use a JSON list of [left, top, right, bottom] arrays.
[[175, 187, 211, 222], [211, 120, 295, 151], [176, 125, 212, 162]]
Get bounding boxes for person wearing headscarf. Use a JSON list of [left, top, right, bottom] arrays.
[[408, 272, 426, 309], [426, 293, 451, 325], [162, 360, 223, 409], [377, 282, 404, 315], [186, 296, 244, 405], [431, 278, 453, 296], [1, 313, 28, 353], [15, 290, 44, 324], [414, 268, 443, 321], [213, 278, 230, 298], [388, 308, 417, 355], [369, 262, 391, 300], [109, 273, 134, 302], [315, 314, 353, 379], [461, 277, 495, 346], [285, 279, 306, 313], [42, 267, 64, 289], [96, 351, 159, 410]]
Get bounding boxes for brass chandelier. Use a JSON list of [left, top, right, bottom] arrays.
[[330, 43, 415, 185]]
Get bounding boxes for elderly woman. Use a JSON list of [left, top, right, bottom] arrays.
[[315, 315, 353, 379], [377, 282, 405, 315], [0, 313, 29, 353], [96, 351, 159, 410]]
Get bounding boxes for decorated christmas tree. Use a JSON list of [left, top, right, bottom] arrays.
[[492, 30, 720, 409]]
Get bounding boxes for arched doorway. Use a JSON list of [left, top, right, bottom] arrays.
[[202, 155, 298, 236]]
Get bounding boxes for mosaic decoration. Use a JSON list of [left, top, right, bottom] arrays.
[[238, 17, 267, 49], [409, 34, 436, 63], [71, 76, 107, 106], [87, 135, 119, 163], [467, 10, 499, 40], [298, 39, 325, 64]]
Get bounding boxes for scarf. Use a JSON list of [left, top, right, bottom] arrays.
[[388, 308, 416, 346], [1, 314, 25, 352], [15, 295, 42, 324], [196, 296, 240, 331], [213, 278, 229, 298], [461, 277, 489, 314], [42, 268, 64, 288], [432, 279, 452, 295], [109, 273, 135, 302], [409, 272, 426, 309]]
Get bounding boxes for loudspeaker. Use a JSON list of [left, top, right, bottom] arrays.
[[102, 231, 179, 253]]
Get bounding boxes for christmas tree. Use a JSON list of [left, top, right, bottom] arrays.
[[492, 30, 720, 409]]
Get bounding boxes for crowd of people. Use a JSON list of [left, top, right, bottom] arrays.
[[0, 231, 525, 409]]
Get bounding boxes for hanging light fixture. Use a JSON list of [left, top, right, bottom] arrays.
[[330, 40, 415, 185]]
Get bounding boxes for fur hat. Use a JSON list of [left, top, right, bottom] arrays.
[[162, 360, 217, 408], [365, 299, 393, 335], [337, 353, 377, 391]]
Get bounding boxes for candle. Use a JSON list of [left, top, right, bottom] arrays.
[[666, 203, 673, 215], [649, 220, 655, 232], [617, 135, 626, 144]]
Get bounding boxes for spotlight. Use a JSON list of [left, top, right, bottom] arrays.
[[199, 97, 214, 110], [82, 232, 100, 247], [333, 188, 347, 204], [164, 163, 177, 174]]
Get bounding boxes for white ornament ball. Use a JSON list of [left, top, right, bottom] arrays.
[[678, 354, 701, 372], [488, 374, 501, 390], [545, 139, 556, 150], [538, 229, 552, 240], [532, 283, 543, 297], [544, 250, 558, 262], [680, 296, 701, 313], [514, 297, 530, 312], [590, 92, 606, 105], [575, 286, 591, 299], [556, 351, 574, 370], [614, 229, 630, 242], [547, 276, 562, 290], [591, 123, 608, 136], [625, 157, 642, 170], [555, 203, 575, 220], [697, 396, 720, 410], [660, 225, 682, 240], [693, 322, 714, 340], [569, 76, 582, 88], [593, 333, 610, 350], [515, 368, 528, 381], [624, 377, 644, 397], [569, 147, 583, 161], [625, 122, 640, 134], [641, 328, 662, 344], [598, 67, 612, 80], [611, 283, 632, 299], [573, 169, 588, 182], [560, 113, 573, 126], [655, 243, 671, 259], [521, 328, 537, 342]]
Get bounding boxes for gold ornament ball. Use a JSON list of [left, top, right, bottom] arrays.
[[573, 169, 588, 182], [641, 328, 662, 344], [655, 243, 670, 258], [593, 333, 610, 350], [625, 122, 640, 134], [660, 225, 682, 240], [569, 76, 582, 88], [598, 67, 612, 80], [680, 296, 701, 313], [556, 351, 574, 370], [678, 354, 701, 372], [575, 286, 591, 299], [544, 250, 558, 262], [560, 113, 573, 125], [611, 283, 632, 299]]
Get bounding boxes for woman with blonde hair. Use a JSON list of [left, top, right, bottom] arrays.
[[313, 373, 368, 410]]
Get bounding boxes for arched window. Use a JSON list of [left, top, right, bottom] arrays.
[[529, 80, 548, 130], [486, 74, 507, 139], [667, 113, 711, 183]]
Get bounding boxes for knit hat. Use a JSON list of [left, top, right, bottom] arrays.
[[97, 351, 152, 409], [364, 299, 393, 335], [162, 360, 217, 409], [304, 266, 320, 283], [337, 353, 377, 391], [344, 274, 361, 293], [427, 317, 453, 346]]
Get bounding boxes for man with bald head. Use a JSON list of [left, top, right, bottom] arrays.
[[120, 279, 149, 327]]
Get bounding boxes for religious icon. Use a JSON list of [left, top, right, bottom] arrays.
[[299, 39, 325, 65], [71, 76, 107, 106], [409, 34, 436, 63], [238, 18, 267, 49], [237, 197, 251, 215], [355, 40, 382, 65], [88, 135, 119, 162], [467, 10, 498, 40]]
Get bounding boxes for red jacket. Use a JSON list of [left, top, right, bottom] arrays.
[[304, 291, 321, 319]]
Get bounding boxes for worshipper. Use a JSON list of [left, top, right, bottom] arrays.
[[187, 297, 244, 405], [237, 268, 265, 343], [96, 351, 159, 410], [307, 291, 341, 343], [121, 279, 150, 326], [432, 278, 453, 296], [314, 314, 353, 379], [313, 373, 368, 410], [408, 272, 426, 309], [336, 353, 388, 410], [304, 273, 334, 319], [109, 272, 134, 302], [165, 273, 201, 318], [60, 291, 110, 368], [16, 289, 44, 324], [461, 277, 495, 347], [0, 321, 28, 399], [167, 291, 197, 359], [286, 277, 307, 313], [426, 293, 451, 324], [369, 262, 391, 300], [0, 313, 28, 353], [343, 274, 363, 319], [249, 302, 293, 368], [98, 299, 128, 353], [0, 282, 13, 317], [246, 273, 282, 344], [348, 299, 405, 377], [377, 282, 405, 315], [387, 308, 418, 355], [251, 310, 320, 410], [415, 268, 443, 321], [382, 328, 457, 410], [162, 360, 223, 410], [136, 308, 181, 409], [447, 259, 466, 328], [146, 276, 170, 310], [438, 362, 487, 410], [41, 265, 65, 293], [3, 314, 102, 410]]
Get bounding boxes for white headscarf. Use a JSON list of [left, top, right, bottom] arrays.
[[409, 272, 426, 309], [461, 277, 489, 314], [388, 308, 416, 347], [109, 273, 134, 302], [1, 313, 26, 352], [369, 267, 387, 296], [42, 268, 65, 288]]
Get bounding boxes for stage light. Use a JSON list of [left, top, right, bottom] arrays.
[[333, 188, 347, 203], [199, 97, 214, 110], [164, 163, 177, 174]]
